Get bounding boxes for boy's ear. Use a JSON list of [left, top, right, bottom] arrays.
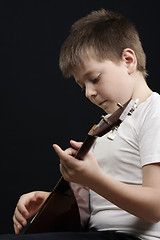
[[121, 48, 137, 74]]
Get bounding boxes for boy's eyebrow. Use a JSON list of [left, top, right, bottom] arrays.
[[75, 71, 94, 84], [83, 71, 93, 79]]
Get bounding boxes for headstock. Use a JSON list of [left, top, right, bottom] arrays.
[[89, 99, 139, 138], [75, 98, 139, 160]]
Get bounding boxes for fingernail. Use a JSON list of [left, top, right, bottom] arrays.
[[17, 224, 20, 229], [22, 220, 26, 226]]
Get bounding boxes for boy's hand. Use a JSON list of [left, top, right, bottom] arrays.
[[53, 140, 101, 186], [13, 191, 50, 234]]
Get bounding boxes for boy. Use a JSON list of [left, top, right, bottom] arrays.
[[12, 9, 160, 240]]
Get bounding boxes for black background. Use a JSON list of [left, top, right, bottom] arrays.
[[0, 0, 159, 234]]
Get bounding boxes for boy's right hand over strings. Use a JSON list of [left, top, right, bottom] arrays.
[[13, 191, 50, 234]]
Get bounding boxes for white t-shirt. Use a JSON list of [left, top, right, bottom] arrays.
[[89, 92, 160, 240]]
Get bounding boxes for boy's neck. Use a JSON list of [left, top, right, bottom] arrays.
[[132, 72, 152, 104]]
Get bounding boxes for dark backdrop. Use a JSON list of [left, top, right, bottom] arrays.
[[0, 0, 159, 234]]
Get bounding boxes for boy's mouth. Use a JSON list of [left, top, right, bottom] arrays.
[[99, 100, 108, 106]]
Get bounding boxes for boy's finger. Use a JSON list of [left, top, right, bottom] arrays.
[[70, 140, 83, 149], [14, 208, 27, 226], [53, 144, 79, 168], [53, 144, 67, 157], [53, 144, 71, 161], [16, 203, 29, 218], [53, 144, 77, 157]]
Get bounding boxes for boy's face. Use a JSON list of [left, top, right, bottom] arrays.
[[73, 57, 135, 114]]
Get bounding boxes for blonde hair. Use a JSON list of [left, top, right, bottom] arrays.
[[59, 9, 147, 78]]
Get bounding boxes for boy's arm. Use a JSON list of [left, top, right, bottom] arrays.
[[87, 162, 160, 223], [53, 142, 160, 223]]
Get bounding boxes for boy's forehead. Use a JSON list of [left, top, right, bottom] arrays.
[[73, 57, 100, 78], [73, 56, 111, 80], [72, 48, 108, 79]]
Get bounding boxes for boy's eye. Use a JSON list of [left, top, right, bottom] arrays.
[[92, 78, 98, 83], [91, 74, 101, 84]]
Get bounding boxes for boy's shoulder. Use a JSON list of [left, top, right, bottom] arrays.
[[136, 92, 160, 117], [132, 92, 160, 131]]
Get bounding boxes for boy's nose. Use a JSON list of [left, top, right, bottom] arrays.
[[85, 86, 97, 100]]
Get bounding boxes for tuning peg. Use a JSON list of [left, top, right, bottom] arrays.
[[117, 102, 124, 109], [107, 126, 119, 140], [128, 99, 139, 115], [101, 115, 110, 124]]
